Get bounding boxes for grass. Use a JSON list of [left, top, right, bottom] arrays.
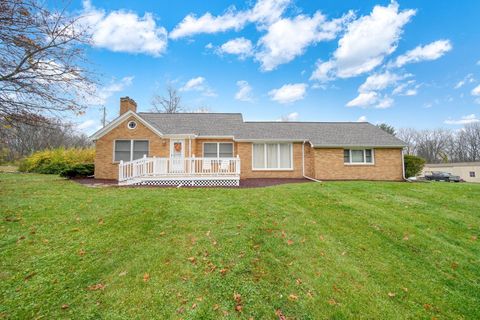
[[1, 174, 479, 319]]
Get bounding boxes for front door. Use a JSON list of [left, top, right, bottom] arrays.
[[170, 139, 185, 173]]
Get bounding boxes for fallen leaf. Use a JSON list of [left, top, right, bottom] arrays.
[[327, 298, 337, 305], [387, 292, 396, 298], [471, 235, 477, 241], [341, 251, 347, 256], [118, 271, 127, 277], [275, 309, 287, 320], [87, 283, 105, 291], [295, 278, 302, 285], [423, 303, 432, 311], [319, 235, 325, 241], [98, 218, 104, 225], [213, 304, 220, 311], [287, 239, 294, 245], [78, 249, 86, 256], [143, 273, 150, 282], [187, 256, 196, 264], [403, 235, 409, 241], [451, 262, 459, 270], [61, 304, 69, 310], [288, 294, 298, 301], [24, 272, 36, 281], [233, 293, 241, 303], [159, 231, 166, 236], [281, 231, 287, 238], [206, 230, 211, 237], [306, 290, 314, 298], [235, 305, 243, 312], [219, 268, 228, 275], [177, 307, 185, 314], [191, 303, 197, 310], [402, 287, 408, 292]]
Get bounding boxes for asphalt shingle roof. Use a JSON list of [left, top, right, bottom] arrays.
[[137, 112, 405, 147]]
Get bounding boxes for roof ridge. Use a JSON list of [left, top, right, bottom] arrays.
[[244, 121, 369, 124]]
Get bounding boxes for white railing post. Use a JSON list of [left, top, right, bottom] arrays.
[[119, 160, 123, 181], [143, 154, 147, 177], [192, 155, 196, 174], [237, 155, 240, 175]]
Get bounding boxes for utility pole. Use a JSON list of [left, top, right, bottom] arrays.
[[101, 105, 106, 128]]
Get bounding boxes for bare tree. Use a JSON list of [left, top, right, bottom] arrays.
[[151, 85, 183, 113], [397, 128, 418, 155], [0, 0, 95, 125], [0, 114, 91, 162]]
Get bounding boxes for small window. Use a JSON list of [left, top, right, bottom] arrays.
[[470, 171, 476, 178], [114, 140, 148, 162], [344, 149, 374, 164], [203, 142, 233, 158], [127, 121, 137, 129]]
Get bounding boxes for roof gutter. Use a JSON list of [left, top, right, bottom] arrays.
[[302, 140, 321, 183]]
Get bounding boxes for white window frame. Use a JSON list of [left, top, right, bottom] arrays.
[[252, 143, 293, 171], [202, 142, 234, 158], [113, 139, 149, 163], [344, 148, 375, 165]]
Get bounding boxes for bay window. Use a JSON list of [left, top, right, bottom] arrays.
[[252, 143, 293, 170], [114, 140, 149, 162], [344, 149, 374, 164]]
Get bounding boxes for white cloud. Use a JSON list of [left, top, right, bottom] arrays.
[[77, 119, 96, 130], [404, 89, 417, 96], [346, 92, 393, 109], [280, 112, 299, 121], [180, 77, 217, 97], [444, 114, 480, 125], [256, 11, 353, 71], [170, 0, 291, 39], [235, 80, 254, 102], [218, 38, 253, 59], [454, 73, 475, 89], [357, 115, 367, 122], [358, 71, 405, 92], [394, 40, 452, 67], [477, 60, 480, 66], [268, 83, 307, 104], [471, 84, 480, 96], [311, 2, 415, 81], [81, 0, 167, 56], [84, 76, 134, 106]]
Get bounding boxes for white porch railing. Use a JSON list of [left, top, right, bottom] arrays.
[[118, 155, 241, 183]]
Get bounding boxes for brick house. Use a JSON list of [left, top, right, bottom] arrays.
[[90, 97, 406, 186]]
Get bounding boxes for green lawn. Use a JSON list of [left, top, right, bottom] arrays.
[[1, 174, 479, 319]]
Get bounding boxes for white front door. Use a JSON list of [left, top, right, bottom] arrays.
[[170, 139, 185, 173]]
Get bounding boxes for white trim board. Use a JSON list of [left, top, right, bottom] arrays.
[[89, 111, 163, 141]]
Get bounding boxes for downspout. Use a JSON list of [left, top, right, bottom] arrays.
[[302, 140, 322, 182], [401, 148, 407, 181]]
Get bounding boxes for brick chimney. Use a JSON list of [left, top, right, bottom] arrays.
[[119, 97, 137, 115]]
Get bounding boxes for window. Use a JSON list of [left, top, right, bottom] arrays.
[[203, 142, 234, 158], [114, 140, 149, 162], [252, 143, 293, 170], [127, 121, 137, 129], [470, 171, 476, 178], [344, 149, 374, 164]]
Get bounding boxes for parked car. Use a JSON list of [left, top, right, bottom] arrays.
[[424, 171, 463, 182]]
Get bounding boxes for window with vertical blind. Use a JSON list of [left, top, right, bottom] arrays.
[[114, 140, 149, 162], [252, 143, 293, 170]]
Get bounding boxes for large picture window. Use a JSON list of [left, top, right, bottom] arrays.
[[344, 149, 374, 164], [114, 140, 149, 162], [252, 143, 293, 170], [203, 142, 234, 158]]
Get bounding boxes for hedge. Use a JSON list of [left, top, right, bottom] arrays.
[[19, 148, 95, 177], [404, 154, 426, 178]]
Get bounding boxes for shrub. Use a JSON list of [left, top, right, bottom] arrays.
[[404, 154, 426, 178], [60, 163, 94, 178], [19, 148, 95, 175]]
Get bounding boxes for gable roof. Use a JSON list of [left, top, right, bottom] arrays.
[[91, 112, 406, 148]]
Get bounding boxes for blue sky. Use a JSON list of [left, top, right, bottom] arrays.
[[71, 0, 480, 134]]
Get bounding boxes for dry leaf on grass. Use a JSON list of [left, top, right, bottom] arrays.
[[275, 309, 287, 320], [387, 292, 396, 298], [118, 271, 127, 277], [143, 273, 150, 282], [87, 283, 105, 291], [61, 304, 69, 309], [327, 298, 337, 305], [288, 294, 298, 301]]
